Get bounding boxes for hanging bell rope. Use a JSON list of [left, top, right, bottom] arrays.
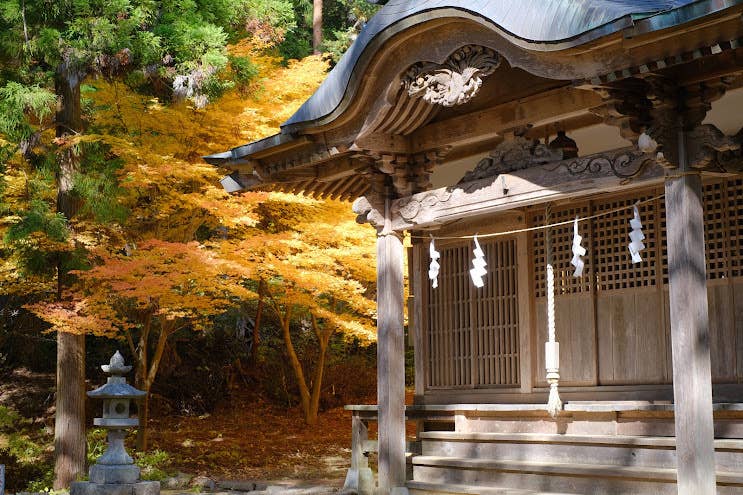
[[545, 204, 562, 418]]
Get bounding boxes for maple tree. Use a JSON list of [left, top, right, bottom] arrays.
[[73, 240, 252, 450], [210, 191, 377, 425], [0, 0, 265, 485], [1, 5, 381, 486]]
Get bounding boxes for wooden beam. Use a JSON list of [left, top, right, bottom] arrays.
[[352, 133, 411, 154], [410, 87, 602, 153], [376, 201, 407, 493], [387, 148, 664, 231], [665, 134, 716, 494]]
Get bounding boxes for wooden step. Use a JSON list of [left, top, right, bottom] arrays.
[[407, 480, 572, 495], [412, 456, 743, 495], [418, 432, 743, 471]]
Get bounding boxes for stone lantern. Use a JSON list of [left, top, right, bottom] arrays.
[[71, 351, 159, 495]]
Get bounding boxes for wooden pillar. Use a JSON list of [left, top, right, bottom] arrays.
[[665, 131, 716, 495], [376, 198, 407, 493], [411, 242, 426, 400]]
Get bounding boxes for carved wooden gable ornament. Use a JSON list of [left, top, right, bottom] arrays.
[[402, 45, 500, 107]]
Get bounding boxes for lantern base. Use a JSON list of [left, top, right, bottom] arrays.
[[89, 463, 141, 484]]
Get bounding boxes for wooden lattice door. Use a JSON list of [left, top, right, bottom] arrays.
[[425, 237, 520, 389]]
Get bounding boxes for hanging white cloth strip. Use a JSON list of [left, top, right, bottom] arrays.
[[571, 216, 586, 277], [428, 238, 441, 289], [470, 235, 487, 288], [628, 205, 646, 264]]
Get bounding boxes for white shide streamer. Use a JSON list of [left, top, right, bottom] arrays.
[[469, 235, 487, 288], [571, 217, 586, 277], [428, 238, 441, 289], [628, 205, 646, 264]]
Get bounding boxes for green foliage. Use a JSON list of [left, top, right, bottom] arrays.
[[229, 55, 260, 92], [278, 29, 312, 61], [73, 142, 129, 224], [244, 0, 296, 40], [0, 82, 56, 141], [0, 144, 11, 209], [0, 405, 54, 492], [321, 26, 356, 63], [135, 449, 173, 480], [5, 199, 69, 276], [86, 428, 107, 465], [86, 429, 173, 480], [279, 0, 379, 60], [0, 404, 20, 428]]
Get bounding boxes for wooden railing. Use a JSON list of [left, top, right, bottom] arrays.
[[342, 405, 451, 494]]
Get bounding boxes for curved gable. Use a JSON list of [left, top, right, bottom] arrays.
[[281, 0, 706, 131]]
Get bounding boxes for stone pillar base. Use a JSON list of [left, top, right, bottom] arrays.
[[70, 480, 159, 495]]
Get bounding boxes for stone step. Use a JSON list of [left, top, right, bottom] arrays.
[[412, 456, 743, 495], [418, 432, 743, 471], [407, 480, 573, 495]]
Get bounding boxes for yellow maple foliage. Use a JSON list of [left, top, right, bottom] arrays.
[[7, 41, 380, 430]]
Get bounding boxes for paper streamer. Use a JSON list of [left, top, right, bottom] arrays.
[[428, 238, 441, 288], [628, 205, 646, 264], [470, 235, 487, 288], [571, 217, 586, 277]]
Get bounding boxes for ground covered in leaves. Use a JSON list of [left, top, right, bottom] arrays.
[[1, 368, 422, 491], [148, 389, 360, 484], [0, 368, 377, 491]]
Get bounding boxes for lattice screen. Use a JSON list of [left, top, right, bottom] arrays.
[[426, 238, 519, 389], [530, 205, 592, 298], [593, 193, 660, 291], [727, 177, 743, 278], [530, 177, 743, 293]]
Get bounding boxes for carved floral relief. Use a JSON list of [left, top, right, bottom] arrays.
[[402, 45, 500, 107]]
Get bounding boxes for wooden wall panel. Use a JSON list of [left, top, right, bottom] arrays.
[[535, 295, 595, 386], [421, 176, 743, 396], [734, 281, 743, 381], [597, 290, 667, 384], [708, 282, 736, 382]]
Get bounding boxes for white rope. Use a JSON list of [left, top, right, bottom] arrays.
[[408, 193, 666, 241], [545, 205, 562, 418]]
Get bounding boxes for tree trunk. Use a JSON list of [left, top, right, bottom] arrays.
[[53, 67, 86, 490], [308, 314, 333, 424], [278, 308, 312, 420], [53, 332, 86, 489], [251, 280, 265, 362], [312, 0, 323, 55], [136, 322, 172, 451]]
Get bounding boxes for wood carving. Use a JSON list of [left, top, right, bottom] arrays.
[[639, 77, 733, 169], [391, 189, 452, 225], [402, 45, 500, 107], [385, 146, 666, 232], [352, 196, 385, 228], [459, 136, 563, 183], [546, 148, 655, 181], [685, 124, 741, 170]]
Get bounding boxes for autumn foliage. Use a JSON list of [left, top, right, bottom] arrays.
[[2, 43, 377, 440]]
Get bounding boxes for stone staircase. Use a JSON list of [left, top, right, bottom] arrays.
[[405, 406, 743, 495]]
